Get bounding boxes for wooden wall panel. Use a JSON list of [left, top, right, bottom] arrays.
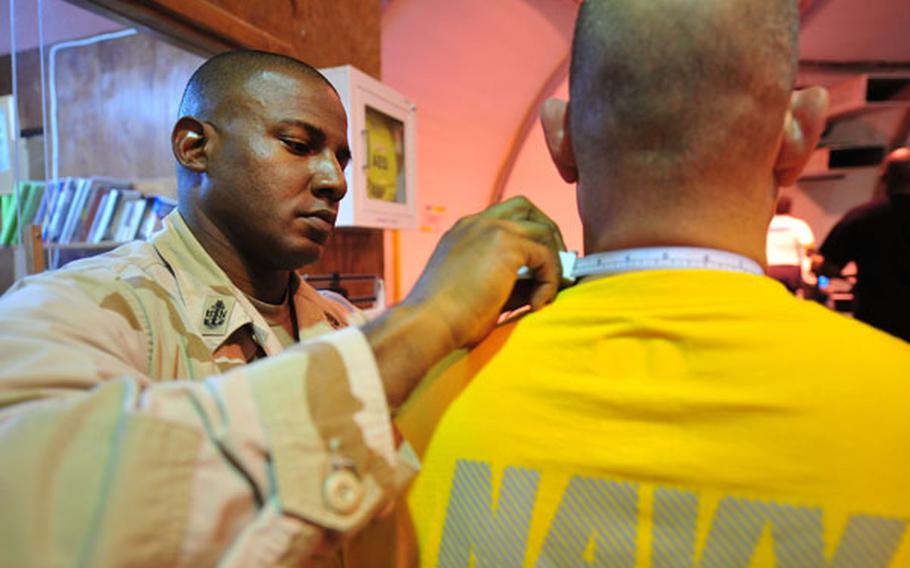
[[73, 0, 381, 78], [304, 227, 385, 306], [54, 32, 202, 186], [308, 227, 384, 275], [276, 0, 381, 77]]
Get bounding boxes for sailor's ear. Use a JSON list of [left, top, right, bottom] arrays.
[[774, 87, 829, 187], [540, 98, 579, 184], [172, 116, 211, 173]]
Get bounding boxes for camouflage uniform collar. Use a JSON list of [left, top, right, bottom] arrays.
[[151, 211, 282, 355]]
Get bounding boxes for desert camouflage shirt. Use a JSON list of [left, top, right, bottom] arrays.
[[0, 212, 415, 566]]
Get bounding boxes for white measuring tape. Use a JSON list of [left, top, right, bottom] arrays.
[[519, 248, 763, 283], [559, 247, 763, 283]]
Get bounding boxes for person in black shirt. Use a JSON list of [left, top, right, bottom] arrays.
[[815, 147, 910, 342]]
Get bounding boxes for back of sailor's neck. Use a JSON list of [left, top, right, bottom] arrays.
[[577, 178, 774, 272]]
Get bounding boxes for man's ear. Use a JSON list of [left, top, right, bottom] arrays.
[[172, 116, 210, 173], [774, 87, 829, 187], [540, 98, 578, 184]]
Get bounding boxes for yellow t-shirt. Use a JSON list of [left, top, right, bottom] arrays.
[[401, 270, 910, 567]]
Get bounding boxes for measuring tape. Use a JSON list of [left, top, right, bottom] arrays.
[[519, 248, 762, 283], [561, 247, 763, 282]]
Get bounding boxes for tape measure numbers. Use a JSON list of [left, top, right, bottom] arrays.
[[560, 247, 763, 283], [520, 248, 762, 284]]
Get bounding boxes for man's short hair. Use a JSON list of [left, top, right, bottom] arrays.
[[178, 49, 335, 119], [569, 0, 798, 187]]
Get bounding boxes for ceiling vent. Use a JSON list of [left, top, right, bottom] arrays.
[[798, 74, 909, 180], [800, 144, 887, 180], [826, 74, 910, 119]]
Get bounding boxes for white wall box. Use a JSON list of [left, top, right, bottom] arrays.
[[320, 65, 417, 229]]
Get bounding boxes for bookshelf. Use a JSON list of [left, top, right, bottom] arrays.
[[0, 177, 176, 277]]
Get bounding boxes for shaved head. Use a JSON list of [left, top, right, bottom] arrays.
[[569, 0, 798, 188], [171, 49, 351, 287], [178, 49, 336, 121], [174, 50, 341, 190]]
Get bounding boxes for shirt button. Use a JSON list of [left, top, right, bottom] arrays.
[[323, 469, 364, 515]]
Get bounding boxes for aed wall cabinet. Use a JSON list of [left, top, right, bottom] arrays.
[[320, 65, 417, 229]]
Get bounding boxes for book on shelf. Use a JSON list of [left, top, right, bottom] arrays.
[[44, 177, 77, 243], [57, 178, 92, 244], [36, 177, 146, 245], [115, 197, 148, 242], [104, 190, 143, 243], [74, 186, 111, 243], [71, 178, 132, 243], [58, 178, 133, 244], [137, 195, 177, 240], [33, 178, 62, 232], [1, 175, 175, 255], [18, 182, 45, 244], [87, 189, 116, 243], [0, 182, 46, 246], [0, 193, 15, 245]]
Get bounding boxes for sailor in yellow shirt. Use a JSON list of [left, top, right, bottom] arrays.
[[400, 0, 910, 566], [403, 263, 910, 567]]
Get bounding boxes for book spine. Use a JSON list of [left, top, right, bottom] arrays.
[[47, 179, 76, 243], [33, 181, 57, 230], [113, 201, 136, 243], [59, 182, 91, 244], [76, 186, 109, 243], [123, 197, 148, 241], [21, 182, 46, 228], [0, 192, 16, 246], [86, 192, 112, 244], [91, 189, 121, 243], [107, 190, 140, 242]]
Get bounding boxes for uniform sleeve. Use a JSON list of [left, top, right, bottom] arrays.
[[0, 275, 413, 567]]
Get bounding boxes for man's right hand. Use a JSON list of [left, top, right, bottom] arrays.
[[362, 196, 565, 408], [404, 196, 565, 348]]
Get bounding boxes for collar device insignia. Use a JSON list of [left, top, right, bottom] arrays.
[[201, 296, 236, 336]]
